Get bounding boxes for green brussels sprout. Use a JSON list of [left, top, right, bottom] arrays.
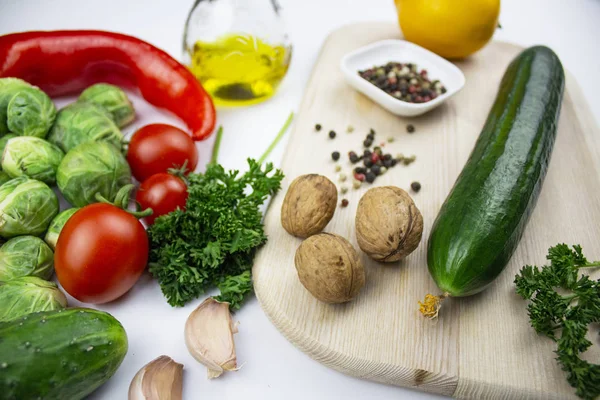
[[0, 172, 9, 186], [0, 78, 56, 138], [44, 208, 79, 250], [47, 101, 124, 153], [0, 277, 67, 322], [0, 134, 17, 164], [0, 177, 59, 238], [57, 141, 131, 207], [0, 236, 54, 281], [78, 83, 135, 128], [1, 137, 64, 185]]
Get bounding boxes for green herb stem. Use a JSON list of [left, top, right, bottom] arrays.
[[210, 126, 224, 165], [259, 111, 294, 164]]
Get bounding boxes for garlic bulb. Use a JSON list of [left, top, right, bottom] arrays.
[[129, 356, 183, 400], [184, 297, 239, 379]]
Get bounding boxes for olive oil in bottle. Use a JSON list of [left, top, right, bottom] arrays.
[[187, 34, 291, 106]]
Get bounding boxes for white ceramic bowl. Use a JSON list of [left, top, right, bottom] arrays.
[[340, 39, 466, 117]]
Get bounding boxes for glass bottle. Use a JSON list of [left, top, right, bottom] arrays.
[[183, 0, 292, 107]]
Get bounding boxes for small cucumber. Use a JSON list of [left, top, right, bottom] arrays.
[[422, 46, 565, 315], [0, 308, 128, 400]]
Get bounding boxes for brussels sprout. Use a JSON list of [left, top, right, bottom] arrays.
[[47, 101, 124, 153], [1, 137, 64, 185], [44, 208, 79, 250], [0, 172, 9, 186], [57, 141, 131, 207], [0, 133, 17, 163], [0, 277, 67, 322], [0, 78, 56, 138], [78, 83, 135, 128], [0, 236, 54, 280], [0, 177, 59, 238]]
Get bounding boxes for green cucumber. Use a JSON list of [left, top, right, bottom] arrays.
[[424, 46, 565, 309], [0, 308, 128, 400]]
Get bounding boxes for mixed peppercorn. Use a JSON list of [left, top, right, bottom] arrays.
[[316, 123, 420, 206], [359, 62, 446, 104]]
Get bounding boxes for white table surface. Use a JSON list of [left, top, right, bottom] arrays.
[[1, 1, 599, 399]]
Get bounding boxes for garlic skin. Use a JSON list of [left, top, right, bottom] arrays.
[[129, 356, 183, 400], [184, 297, 238, 379]]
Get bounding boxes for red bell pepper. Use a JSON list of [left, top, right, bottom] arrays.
[[0, 30, 216, 141]]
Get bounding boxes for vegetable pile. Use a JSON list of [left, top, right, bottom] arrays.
[[515, 244, 600, 400]]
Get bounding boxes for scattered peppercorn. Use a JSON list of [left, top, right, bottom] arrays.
[[380, 166, 387, 175], [407, 124, 415, 133], [387, 136, 394, 143], [364, 159, 373, 168], [383, 159, 393, 168], [315, 124, 322, 131], [411, 181, 421, 192], [383, 154, 392, 161], [329, 130, 336, 139], [353, 180, 362, 189], [363, 139, 373, 148], [359, 62, 446, 104], [354, 173, 366, 182], [340, 186, 348, 194], [365, 172, 376, 183], [369, 128, 375, 135], [349, 151, 360, 164], [338, 173, 347, 183], [335, 164, 342, 172], [341, 199, 349, 208], [371, 164, 381, 175], [331, 151, 340, 161], [347, 125, 354, 133], [354, 167, 367, 175]]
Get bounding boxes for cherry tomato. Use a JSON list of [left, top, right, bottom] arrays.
[[127, 123, 198, 182], [54, 203, 149, 304], [136, 173, 188, 225]]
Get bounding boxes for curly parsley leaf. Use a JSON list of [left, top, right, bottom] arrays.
[[148, 158, 283, 309], [514, 244, 600, 400]]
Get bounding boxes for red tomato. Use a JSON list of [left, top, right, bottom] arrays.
[[127, 123, 199, 182], [54, 203, 149, 304], [136, 173, 188, 225]]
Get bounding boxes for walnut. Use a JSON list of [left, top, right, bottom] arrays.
[[355, 186, 423, 262], [294, 233, 365, 303], [281, 174, 337, 238]]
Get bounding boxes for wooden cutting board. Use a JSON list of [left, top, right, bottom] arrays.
[[253, 22, 600, 399]]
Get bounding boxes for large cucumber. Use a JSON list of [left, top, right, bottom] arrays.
[[0, 308, 128, 400], [426, 46, 564, 299]]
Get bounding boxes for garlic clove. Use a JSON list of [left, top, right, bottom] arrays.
[[184, 297, 239, 379], [129, 355, 183, 400]]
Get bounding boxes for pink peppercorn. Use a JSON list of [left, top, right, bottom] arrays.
[[354, 173, 366, 182]]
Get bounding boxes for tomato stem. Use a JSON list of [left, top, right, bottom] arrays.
[[258, 111, 294, 164], [95, 185, 153, 219]]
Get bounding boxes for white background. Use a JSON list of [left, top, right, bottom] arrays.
[[1, 0, 599, 399]]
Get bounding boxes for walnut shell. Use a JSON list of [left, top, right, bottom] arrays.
[[294, 233, 365, 303], [281, 174, 337, 238], [355, 186, 423, 262]]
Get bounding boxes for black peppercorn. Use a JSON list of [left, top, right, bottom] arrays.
[[407, 124, 415, 133], [391, 158, 398, 167], [315, 124, 322, 131], [349, 153, 360, 164], [363, 149, 372, 158], [365, 172, 376, 183], [411, 181, 421, 192], [354, 166, 367, 175], [383, 159, 393, 168], [364, 159, 373, 168], [329, 130, 336, 139], [363, 139, 373, 148], [371, 164, 381, 175], [341, 199, 349, 208], [331, 151, 340, 161], [383, 154, 392, 161], [370, 128, 376, 135]]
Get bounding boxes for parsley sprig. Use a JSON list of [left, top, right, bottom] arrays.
[[515, 244, 600, 400], [148, 113, 292, 309]]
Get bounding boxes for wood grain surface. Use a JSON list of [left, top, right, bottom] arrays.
[[253, 22, 600, 399]]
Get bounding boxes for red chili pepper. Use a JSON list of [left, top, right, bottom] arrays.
[[0, 30, 216, 141]]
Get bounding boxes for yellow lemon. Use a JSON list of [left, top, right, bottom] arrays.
[[395, 0, 500, 59]]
